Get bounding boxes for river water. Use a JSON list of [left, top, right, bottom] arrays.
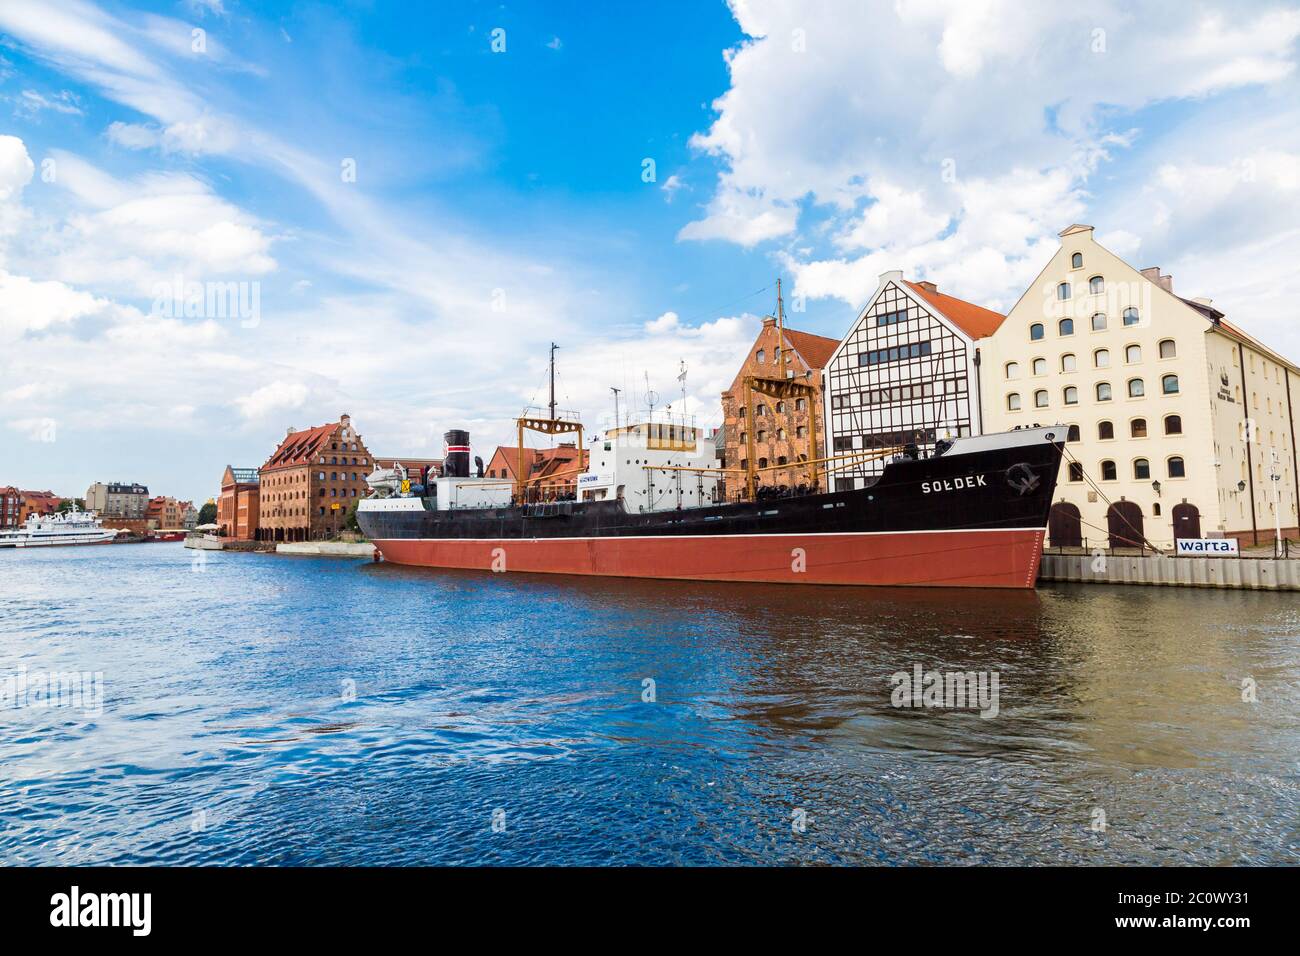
[[1, 543, 1297, 865]]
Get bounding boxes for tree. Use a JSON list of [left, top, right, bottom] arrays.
[[344, 499, 360, 533], [57, 498, 85, 513], [198, 502, 217, 525]]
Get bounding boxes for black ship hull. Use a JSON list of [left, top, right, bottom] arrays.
[[358, 427, 1064, 588]]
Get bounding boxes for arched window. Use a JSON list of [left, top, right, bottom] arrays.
[[1007, 392, 1022, 411], [1096, 382, 1112, 401], [1125, 344, 1141, 363], [1089, 276, 1104, 294], [1158, 339, 1176, 359], [1094, 348, 1110, 368], [1071, 252, 1083, 269], [1057, 282, 1071, 300], [1063, 386, 1079, 405], [1133, 458, 1151, 480], [1122, 307, 1140, 326], [795, 398, 806, 411], [738, 407, 746, 420], [1030, 323, 1045, 340], [1091, 312, 1107, 331], [1131, 418, 1147, 438], [1066, 424, 1081, 441], [1164, 414, 1182, 435], [1005, 361, 1020, 379], [1101, 460, 1117, 481], [1061, 353, 1077, 372], [1167, 456, 1186, 478], [756, 349, 766, 364], [775, 401, 785, 413], [1058, 318, 1074, 336], [758, 457, 768, 469], [1034, 389, 1049, 408], [1162, 374, 1180, 394], [1152, 502, 1161, 516], [1128, 378, 1144, 398], [1032, 357, 1047, 375], [1098, 420, 1114, 440], [1068, 462, 1084, 481]]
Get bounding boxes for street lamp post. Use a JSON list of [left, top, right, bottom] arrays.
[[1268, 447, 1283, 555]]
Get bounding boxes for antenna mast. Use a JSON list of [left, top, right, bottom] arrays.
[[610, 386, 621, 432]]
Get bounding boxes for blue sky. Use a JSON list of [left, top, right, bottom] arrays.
[[3, 0, 1300, 504]]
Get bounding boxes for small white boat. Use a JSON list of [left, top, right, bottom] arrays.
[[0, 504, 116, 548]]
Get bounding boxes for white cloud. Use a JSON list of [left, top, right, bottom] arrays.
[[683, 0, 1300, 316], [0, 135, 35, 202], [105, 121, 161, 150], [13, 89, 83, 116], [234, 381, 310, 419], [15, 151, 277, 295]]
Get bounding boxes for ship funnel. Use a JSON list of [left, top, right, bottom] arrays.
[[444, 429, 471, 478]]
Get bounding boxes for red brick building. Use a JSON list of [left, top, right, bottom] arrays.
[[720, 316, 839, 495], [258, 413, 374, 542], [0, 486, 20, 528], [217, 467, 260, 540], [484, 444, 588, 499]]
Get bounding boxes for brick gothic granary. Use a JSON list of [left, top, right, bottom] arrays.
[[257, 413, 374, 542], [720, 316, 839, 497]]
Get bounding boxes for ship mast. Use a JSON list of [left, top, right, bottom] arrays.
[[548, 342, 559, 422], [515, 342, 584, 504]]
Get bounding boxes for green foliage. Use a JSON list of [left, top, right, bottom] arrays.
[[197, 502, 217, 524]]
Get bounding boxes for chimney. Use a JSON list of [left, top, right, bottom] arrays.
[[879, 269, 904, 286], [916, 280, 938, 294], [286, 426, 296, 436], [1193, 296, 1213, 307], [1141, 267, 1174, 293], [762, 316, 776, 328], [340, 413, 351, 426]]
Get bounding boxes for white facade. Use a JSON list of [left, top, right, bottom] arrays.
[[982, 224, 1299, 549], [822, 272, 997, 489], [579, 414, 718, 512]]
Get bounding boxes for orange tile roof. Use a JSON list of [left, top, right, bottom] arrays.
[[904, 281, 1006, 339], [782, 327, 840, 370], [262, 422, 337, 470]]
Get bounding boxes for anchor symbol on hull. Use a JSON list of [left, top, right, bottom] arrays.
[[1005, 463, 1040, 496]]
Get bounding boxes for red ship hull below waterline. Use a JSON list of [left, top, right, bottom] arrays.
[[372, 528, 1047, 589]]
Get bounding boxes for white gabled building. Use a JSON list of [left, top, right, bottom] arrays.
[[822, 271, 1007, 489]]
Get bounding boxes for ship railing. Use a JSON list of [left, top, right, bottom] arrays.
[[520, 404, 583, 425]]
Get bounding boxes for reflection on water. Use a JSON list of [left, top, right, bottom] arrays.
[[1, 544, 1297, 865]]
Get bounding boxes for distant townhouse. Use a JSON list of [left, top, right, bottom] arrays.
[[17, 490, 61, 523], [0, 486, 20, 528], [822, 272, 1005, 489], [720, 315, 838, 496], [258, 413, 373, 542], [484, 444, 588, 499], [85, 482, 149, 518], [143, 496, 186, 530], [981, 224, 1299, 549], [217, 467, 260, 539]]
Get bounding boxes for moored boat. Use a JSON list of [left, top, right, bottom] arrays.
[[0, 505, 116, 548], [358, 417, 1064, 589]]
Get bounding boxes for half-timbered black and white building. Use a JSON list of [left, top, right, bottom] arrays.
[[822, 271, 1007, 489]]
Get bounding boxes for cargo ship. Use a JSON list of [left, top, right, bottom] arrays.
[[357, 388, 1065, 589]]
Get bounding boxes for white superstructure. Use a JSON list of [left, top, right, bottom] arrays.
[[0, 505, 116, 548], [577, 413, 719, 513]]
